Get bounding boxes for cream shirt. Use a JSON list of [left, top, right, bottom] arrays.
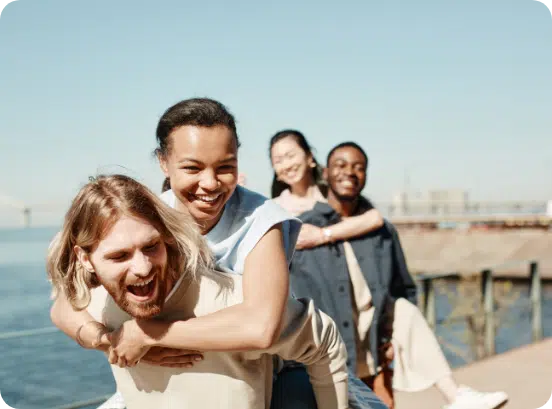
[[87, 272, 349, 409], [273, 186, 326, 216]]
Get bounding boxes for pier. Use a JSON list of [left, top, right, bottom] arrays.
[[381, 199, 551, 230], [395, 339, 552, 409], [399, 229, 552, 279]]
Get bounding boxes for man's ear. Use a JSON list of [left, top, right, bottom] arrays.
[[322, 167, 328, 181], [74, 245, 94, 273], [158, 153, 170, 177]]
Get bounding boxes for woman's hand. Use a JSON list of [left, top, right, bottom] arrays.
[[141, 347, 204, 368], [103, 320, 153, 368], [296, 224, 327, 250]]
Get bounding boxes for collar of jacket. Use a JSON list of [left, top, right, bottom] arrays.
[[311, 197, 373, 221]]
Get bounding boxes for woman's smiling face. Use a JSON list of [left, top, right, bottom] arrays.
[[270, 136, 314, 189], [160, 125, 239, 234]]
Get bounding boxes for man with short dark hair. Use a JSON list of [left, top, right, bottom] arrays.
[[290, 142, 508, 409]]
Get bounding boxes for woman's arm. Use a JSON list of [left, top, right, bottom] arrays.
[[52, 224, 289, 362], [50, 296, 201, 367], [296, 208, 384, 249], [50, 293, 109, 349], [136, 224, 289, 351], [245, 298, 349, 409]]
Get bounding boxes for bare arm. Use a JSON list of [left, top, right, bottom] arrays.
[[50, 293, 108, 350], [52, 224, 289, 361], [325, 208, 384, 241], [296, 208, 384, 249], [138, 224, 289, 351], [245, 298, 349, 409], [50, 294, 202, 368]]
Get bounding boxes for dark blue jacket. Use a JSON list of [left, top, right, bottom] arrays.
[[289, 201, 417, 373]]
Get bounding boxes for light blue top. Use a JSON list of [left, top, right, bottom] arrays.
[[160, 185, 302, 275]]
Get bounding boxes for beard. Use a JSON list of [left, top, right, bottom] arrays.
[[99, 268, 168, 319]]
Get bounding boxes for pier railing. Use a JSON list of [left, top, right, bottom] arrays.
[[416, 260, 542, 358], [378, 200, 548, 217]]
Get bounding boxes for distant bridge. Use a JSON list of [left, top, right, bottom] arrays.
[[0, 193, 66, 227], [1, 195, 551, 228], [378, 200, 552, 229]]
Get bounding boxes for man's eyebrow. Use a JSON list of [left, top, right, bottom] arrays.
[[101, 234, 161, 257], [103, 247, 131, 258]]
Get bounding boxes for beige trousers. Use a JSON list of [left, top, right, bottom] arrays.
[[358, 298, 452, 392]]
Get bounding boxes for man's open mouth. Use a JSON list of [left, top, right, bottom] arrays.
[[127, 276, 156, 299]]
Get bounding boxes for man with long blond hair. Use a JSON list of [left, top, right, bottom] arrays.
[[47, 174, 357, 409]]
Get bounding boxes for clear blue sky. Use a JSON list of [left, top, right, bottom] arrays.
[[1, 0, 551, 226]]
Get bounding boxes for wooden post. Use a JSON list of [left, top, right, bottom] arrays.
[[481, 269, 495, 357], [530, 261, 543, 342], [423, 278, 437, 331], [466, 316, 479, 360]]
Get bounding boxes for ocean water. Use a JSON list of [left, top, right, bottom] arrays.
[[0, 227, 115, 409], [0, 227, 551, 409]]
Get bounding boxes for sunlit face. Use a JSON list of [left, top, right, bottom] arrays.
[[270, 137, 314, 188], [78, 215, 169, 319], [160, 125, 238, 234], [326, 146, 367, 201]]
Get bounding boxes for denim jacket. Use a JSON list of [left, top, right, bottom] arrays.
[[289, 201, 417, 373]]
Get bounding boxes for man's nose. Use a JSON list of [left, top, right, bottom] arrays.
[[131, 252, 152, 277], [343, 165, 355, 175]]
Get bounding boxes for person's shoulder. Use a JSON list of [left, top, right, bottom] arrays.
[[196, 271, 243, 311], [273, 188, 291, 200], [159, 189, 176, 208], [229, 187, 301, 269], [232, 185, 293, 220], [299, 202, 335, 223], [230, 185, 269, 211], [87, 286, 131, 329], [271, 189, 290, 207], [357, 196, 375, 213], [382, 219, 400, 237], [355, 218, 395, 242]]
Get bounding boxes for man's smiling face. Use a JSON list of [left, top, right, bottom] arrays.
[[326, 146, 367, 202], [78, 215, 170, 319]]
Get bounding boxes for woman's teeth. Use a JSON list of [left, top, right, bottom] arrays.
[[194, 194, 221, 203]]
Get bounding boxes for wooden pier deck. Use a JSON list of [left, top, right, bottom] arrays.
[[397, 230, 552, 279], [395, 338, 552, 409]]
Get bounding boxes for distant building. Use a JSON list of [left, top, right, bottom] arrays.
[[392, 189, 469, 216]]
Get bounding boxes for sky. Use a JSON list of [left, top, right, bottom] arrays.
[[1, 0, 551, 226]]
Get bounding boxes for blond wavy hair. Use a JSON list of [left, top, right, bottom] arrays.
[[47, 174, 214, 311]]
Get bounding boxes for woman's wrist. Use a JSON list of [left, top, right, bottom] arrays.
[[76, 321, 108, 349], [321, 227, 333, 244]]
